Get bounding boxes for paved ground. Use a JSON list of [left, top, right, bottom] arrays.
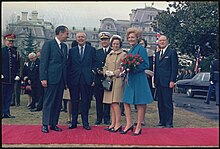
[[173, 93, 219, 121]]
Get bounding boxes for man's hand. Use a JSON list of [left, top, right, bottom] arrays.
[[169, 82, 175, 88], [1, 74, 4, 79], [14, 76, 20, 81], [210, 81, 214, 85], [41, 80, 47, 88]]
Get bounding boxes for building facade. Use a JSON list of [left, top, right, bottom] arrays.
[[3, 6, 162, 51]]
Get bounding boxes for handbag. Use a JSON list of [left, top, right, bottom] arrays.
[[102, 78, 113, 91]]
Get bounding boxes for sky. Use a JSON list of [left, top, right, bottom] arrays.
[[2, 1, 170, 30]]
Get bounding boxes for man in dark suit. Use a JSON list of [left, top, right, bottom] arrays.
[[2, 34, 20, 118], [204, 54, 219, 106], [40, 25, 69, 133], [154, 35, 178, 128], [67, 32, 97, 130], [25, 52, 44, 111], [93, 32, 112, 125]]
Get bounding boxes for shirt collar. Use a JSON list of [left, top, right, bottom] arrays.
[[55, 37, 62, 47]]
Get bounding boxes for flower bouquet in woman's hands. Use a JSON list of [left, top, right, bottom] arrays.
[[119, 54, 144, 78]]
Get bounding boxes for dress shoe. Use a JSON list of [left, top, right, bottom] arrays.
[[83, 125, 91, 130], [94, 121, 102, 125], [104, 126, 114, 131], [68, 124, 77, 129], [4, 114, 15, 118], [10, 103, 15, 106], [17, 103, 20, 107], [42, 125, 49, 133], [30, 108, 41, 112], [120, 125, 134, 134], [2, 114, 5, 119], [110, 125, 122, 132], [132, 129, 142, 136], [163, 125, 173, 128], [50, 125, 62, 132], [155, 123, 165, 127], [121, 113, 125, 116], [104, 121, 111, 125], [204, 101, 210, 104]]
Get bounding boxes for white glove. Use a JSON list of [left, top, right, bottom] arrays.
[[14, 76, 20, 81], [106, 70, 114, 77], [24, 76, 28, 81], [1, 74, 4, 79], [210, 81, 214, 85]]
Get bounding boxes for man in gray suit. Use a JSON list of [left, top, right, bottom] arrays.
[[40, 25, 69, 133]]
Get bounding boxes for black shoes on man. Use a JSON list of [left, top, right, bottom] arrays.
[[41, 125, 62, 133], [2, 113, 15, 118], [155, 123, 173, 128]]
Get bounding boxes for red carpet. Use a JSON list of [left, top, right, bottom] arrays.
[[2, 125, 219, 147]]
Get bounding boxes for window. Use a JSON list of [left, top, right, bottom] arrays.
[[106, 24, 112, 30]]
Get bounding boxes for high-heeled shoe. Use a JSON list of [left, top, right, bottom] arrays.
[[120, 125, 134, 134], [104, 126, 114, 131], [110, 125, 122, 132], [132, 129, 142, 136]]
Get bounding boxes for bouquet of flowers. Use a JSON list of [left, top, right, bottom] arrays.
[[120, 54, 144, 77]]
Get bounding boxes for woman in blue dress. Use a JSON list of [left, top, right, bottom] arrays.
[[120, 28, 154, 136]]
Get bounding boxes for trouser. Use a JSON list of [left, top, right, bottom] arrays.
[[2, 83, 14, 115]]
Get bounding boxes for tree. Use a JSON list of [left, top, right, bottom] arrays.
[[19, 28, 39, 61], [153, 1, 219, 71], [153, 1, 219, 57]]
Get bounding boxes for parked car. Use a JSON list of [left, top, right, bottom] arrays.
[[175, 72, 215, 98]]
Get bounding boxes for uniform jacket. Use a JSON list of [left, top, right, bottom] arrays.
[[94, 47, 112, 86], [103, 49, 127, 104], [154, 45, 178, 87], [40, 39, 67, 85], [2, 46, 20, 84], [67, 44, 97, 86]]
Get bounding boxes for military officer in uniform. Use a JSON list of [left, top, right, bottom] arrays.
[[93, 32, 112, 125], [2, 34, 20, 118]]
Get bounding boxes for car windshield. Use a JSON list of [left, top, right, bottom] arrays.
[[192, 73, 210, 81]]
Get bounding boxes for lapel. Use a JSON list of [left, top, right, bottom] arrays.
[[82, 44, 89, 61], [54, 39, 63, 57], [159, 47, 170, 62]]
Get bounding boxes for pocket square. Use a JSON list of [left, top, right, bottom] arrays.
[[165, 56, 169, 58]]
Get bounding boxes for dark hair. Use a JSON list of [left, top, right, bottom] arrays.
[[140, 39, 147, 48], [110, 37, 122, 48], [55, 25, 68, 35], [71, 40, 78, 48]]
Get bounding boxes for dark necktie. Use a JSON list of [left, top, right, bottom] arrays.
[[60, 43, 64, 55], [30, 62, 34, 71], [80, 46, 84, 60], [104, 48, 106, 54], [159, 50, 163, 60]]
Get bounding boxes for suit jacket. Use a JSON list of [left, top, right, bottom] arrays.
[[67, 44, 97, 86], [27, 58, 40, 86], [40, 39, 67, 85], [154, 45, 178, 87], [210, 59, 219, 82], [2, 46, 20, 84], [94, 47, 112, 86]]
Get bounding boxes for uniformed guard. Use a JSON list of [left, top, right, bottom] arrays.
[[93, 32, 112, 125], [2, 33, 20, 118]]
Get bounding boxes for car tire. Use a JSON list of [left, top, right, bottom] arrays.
[[186, 88, 194, 98]]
